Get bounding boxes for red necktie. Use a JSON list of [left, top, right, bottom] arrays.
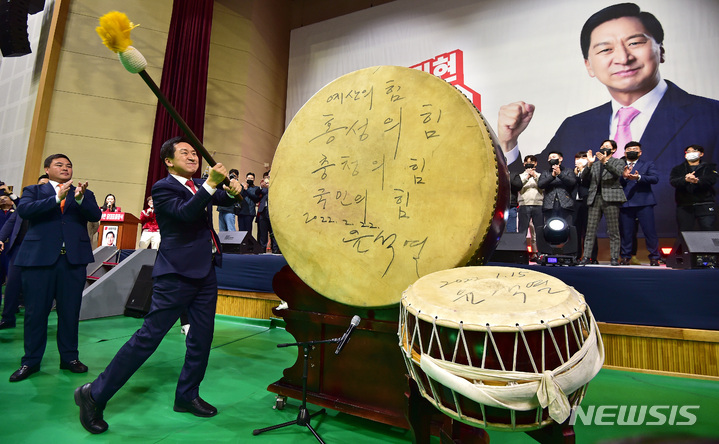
[[186, 179, 220, 253]]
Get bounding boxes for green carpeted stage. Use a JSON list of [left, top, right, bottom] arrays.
[[0, 312, 718, 443]]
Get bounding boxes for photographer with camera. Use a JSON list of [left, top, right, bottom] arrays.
[[578, 140, 627, 266], [537, 151, 577, 225]]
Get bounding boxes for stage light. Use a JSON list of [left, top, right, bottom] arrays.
[[543, 217, 570, 245], [535, 217, 578, 266]]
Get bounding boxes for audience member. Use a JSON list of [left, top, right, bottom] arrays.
[[619, 141, 660, 265], [237, 172, 261, 232], [256, 171, 280, 254], [669, 145, 718, 232], [9, 154, 102, 382], [139, 196, 160, 249], [0, 175, 49, 330], [573, 151, 598, 263], [0, 192, 13, 286], [512, 155, 543, 259], [100, 194, 119, 212], [217, 169, 239, 231], [579, 140, 626, 266], [506, 174, 520, 233], [537, 151, 577, 224], [74, 136, 242, 434]]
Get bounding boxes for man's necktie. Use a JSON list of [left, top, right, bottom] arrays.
[[186, 179, 220, 253], [57, 184, 66, 213], [613, 107, 640, 158]]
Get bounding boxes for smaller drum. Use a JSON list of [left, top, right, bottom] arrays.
[[398, 266, 604, 431]]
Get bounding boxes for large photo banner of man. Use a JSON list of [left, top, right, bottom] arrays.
[[286, 0, 719, 238]]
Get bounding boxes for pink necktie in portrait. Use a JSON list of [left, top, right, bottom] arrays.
[[613, 107, 640, 158]]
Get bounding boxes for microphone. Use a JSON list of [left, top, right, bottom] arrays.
[[335, 315, 361, 355]]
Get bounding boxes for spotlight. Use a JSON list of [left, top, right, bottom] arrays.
[[535, 217, 578, 266]]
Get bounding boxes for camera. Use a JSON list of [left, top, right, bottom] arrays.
[[549, 158, 560, 166], [229, 173, 238, 180]]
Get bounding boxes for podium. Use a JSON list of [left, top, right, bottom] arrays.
[[99, 212, 141, 249]]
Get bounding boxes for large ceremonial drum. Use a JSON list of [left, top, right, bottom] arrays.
[[270, 66, 509, 308], [399, 266, 604, 431]]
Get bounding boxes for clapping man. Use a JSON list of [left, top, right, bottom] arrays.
[[619, 141, 660, 265], [9, 154, 102, 381]]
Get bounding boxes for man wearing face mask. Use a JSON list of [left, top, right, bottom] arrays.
[[669, 145, 718, 232], [619, 141, 660, 265], [574, 151, 598, 263], [537, 151, 577, 224], [236, 172, 261, 232], [579, 140, 627, 266], [511, 155, 543, 259]]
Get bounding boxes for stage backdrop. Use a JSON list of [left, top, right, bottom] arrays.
[[286, 0, 719, 237]]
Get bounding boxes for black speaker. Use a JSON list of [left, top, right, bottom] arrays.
[[490, 232, 529, 264], [0, 0, 31, 57], [666, 231, 719, 269], [124, 265, 154, 318], [219, 230, 264, 254]]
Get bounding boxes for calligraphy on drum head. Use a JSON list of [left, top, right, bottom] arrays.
[[437, 272, 567, 306]]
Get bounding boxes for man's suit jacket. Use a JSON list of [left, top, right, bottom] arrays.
[[582, 157, 627, 206], [537, 166, 577, 210], [151, 175, 236, 280], [620, 158, 659, 208], [510, 81, 719, 236], [257, 187, 269, 218], [0, 211, 23, 261], [15, 183, 102, 267]]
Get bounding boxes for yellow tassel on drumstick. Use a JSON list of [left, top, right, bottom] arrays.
[[95, 11, 230, 187]]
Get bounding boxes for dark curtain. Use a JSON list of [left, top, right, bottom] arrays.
[[144, 0, 214, 199]]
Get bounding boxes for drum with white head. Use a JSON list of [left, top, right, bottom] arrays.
[[399, 266, 604, 431]]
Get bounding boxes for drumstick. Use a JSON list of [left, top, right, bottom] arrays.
[[95, 11, 231, 188]]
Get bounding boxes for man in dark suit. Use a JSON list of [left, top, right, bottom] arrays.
[[579, 141, 627, 266], [237, 171, 261, 232], [74, 136, 242, 434], [497, 3, 719, 237], [9, 155, 102, 382], [0, 175, 50, 330], [537, 151, 576, 224], [619, 141, 660, 265], [256, 171, 279, 254]]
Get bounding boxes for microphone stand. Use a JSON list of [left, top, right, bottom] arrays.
[[252, 337, 341, 443]]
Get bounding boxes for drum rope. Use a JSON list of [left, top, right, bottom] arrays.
[[516, 326, 539, 374], [485, 325, 506, 372], [415, 310, 605, 425], [544, 323, 566, 365]]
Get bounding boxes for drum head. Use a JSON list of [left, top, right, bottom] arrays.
[[402, 266, 585, 330], [271, 66, 504, 307]]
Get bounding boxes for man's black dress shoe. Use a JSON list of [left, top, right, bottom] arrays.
[[9, 364, 40, 382], [0, 320, 16, 330], [174, 397, 218, 417], [74, 383, 108, 434], [650, 259, 660, 266], [578, 257, 591, 266], [619, 257, 631, 266], [610, 258, 620, 266], [61, 360, 89, 373]]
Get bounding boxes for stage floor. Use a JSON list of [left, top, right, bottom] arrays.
[[0, 314, 718, 443]]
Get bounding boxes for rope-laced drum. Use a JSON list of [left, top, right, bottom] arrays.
[[399, 266, 604, 431], [270, 66, 508, 308]]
